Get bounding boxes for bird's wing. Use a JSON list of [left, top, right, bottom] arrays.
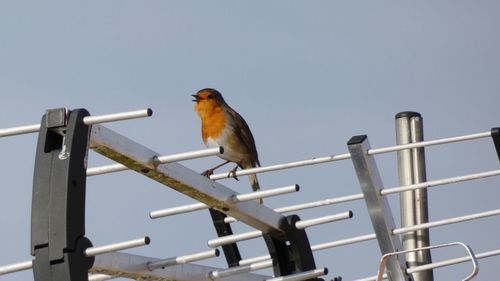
[[226, 106, 260, 167]]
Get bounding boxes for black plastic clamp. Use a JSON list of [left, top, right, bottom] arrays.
[[491, 127, 500, 163], [263, 215, 323, 280], [208, 209, 242, 267], [31, 108, 94, 281]]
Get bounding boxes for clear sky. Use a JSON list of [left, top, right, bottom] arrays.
[[1, 1, 499, 280]]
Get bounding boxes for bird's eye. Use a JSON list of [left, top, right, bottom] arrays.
[[207, 94, 213, 99]]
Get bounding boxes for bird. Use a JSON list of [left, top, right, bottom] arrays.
[[192, 88, 262, 203]]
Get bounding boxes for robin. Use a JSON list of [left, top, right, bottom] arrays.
[[192, 88, 262, 203]]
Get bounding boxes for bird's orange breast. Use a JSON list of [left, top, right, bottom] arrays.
[[197, 105, 227, 143]]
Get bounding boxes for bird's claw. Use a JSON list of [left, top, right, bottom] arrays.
[[227, 169, 239, 181], [202, 169, 214, 177]]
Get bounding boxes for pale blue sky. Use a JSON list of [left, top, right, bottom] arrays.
[[1, 1, 499, 280]]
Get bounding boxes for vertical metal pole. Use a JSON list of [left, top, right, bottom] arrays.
[[395, 112, 433, 281], [396, 113, 417, 264]]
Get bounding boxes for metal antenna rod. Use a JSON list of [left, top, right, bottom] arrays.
[[150, 185, 299, 219], [225, 168, 500, 224], [208, 211, 352, 248], [210, 130, 492, 180], [0, 108, 152, 138], [240, 208, 500, 266], [0, 237, 151, 275]]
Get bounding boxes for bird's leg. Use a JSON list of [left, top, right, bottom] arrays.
[[227, 164, 240, 181], [202, 160, 231, 177]]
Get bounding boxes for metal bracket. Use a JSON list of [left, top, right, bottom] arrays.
[[375, 242, 478, 281], [92, 251, 270, 281], [209, 209, 242, 267], [491, 127, 500, 163], [31, 108, 94, 281], [347, 135, 412, 281], [263, 215, 323, 280]]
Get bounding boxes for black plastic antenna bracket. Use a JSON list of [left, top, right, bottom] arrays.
[[208, 209, 242, 267], [263, 215, 323, 280], [491, 127, 500, 163], [31, 108, 94, 281]]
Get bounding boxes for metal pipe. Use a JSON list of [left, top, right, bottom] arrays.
[[0, 237, 150, 275], [224, 168, 500, 224], [368, 131, 492, 155], [395, 112, 433, 281], [318, 208, 500, 253], [208, 211, 353, 248], [294, 211, 353, 230], [209, 259, 273, 279], [265, 268, 328, 281], [88, 274, 116, 281], [410, 116, 431, 258], [210, 153, 351, 180], [381, 169, 500, 196], [238, 233, 379, 266], [225, 167, 500, 225], [393, 208, 500, 235], [0, 124, 41, 138], [396, 112, 417, 269], [208, 230, 263, 248], [311, 234, 378, 252], [275, 193, 363, 214], [147, 249, 219, 270], [315, 208, 500, 253], [238, 255, 272, 266], [87, 147, 223, 176], [85, 237, 151, 257], [150, 202, 207, 219], [210, 130, 492, 180], [84, 109, 153, 125], [0, 108, 153, 138], [240, 208, 500, 266], [235, 184, 299, 202], [408, 248, 500, 273], [0, 260, 33, 275], [150, 185, 299, 219], [224, 193, 364, 224]]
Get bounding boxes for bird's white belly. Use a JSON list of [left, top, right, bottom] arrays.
[[205, 136, 244, 163], [205, 137, 220, 149]]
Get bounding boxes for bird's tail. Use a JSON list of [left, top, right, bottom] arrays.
[[248, 173, 263, 204]]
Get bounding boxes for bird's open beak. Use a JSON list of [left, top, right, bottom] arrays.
[[191, 94, 199, 102]]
